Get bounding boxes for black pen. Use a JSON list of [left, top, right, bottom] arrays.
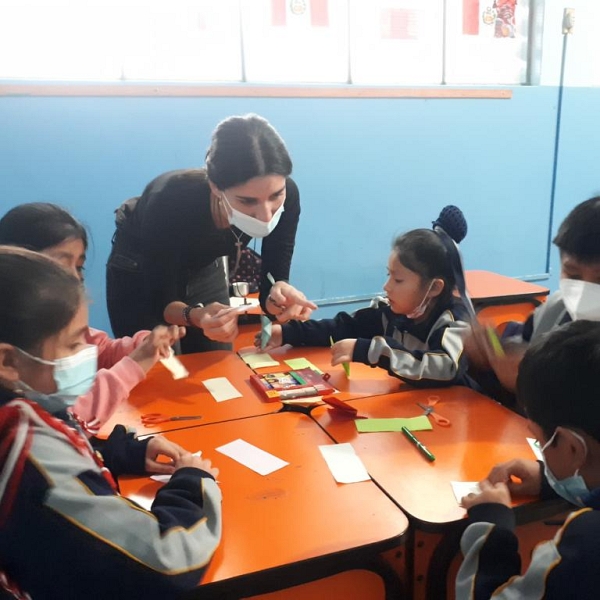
[[401, 426, 436, 462]]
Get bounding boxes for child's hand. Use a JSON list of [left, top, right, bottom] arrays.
[[197, 303, 240, 343], [463, 322, 493, 370], [486, 458, 542, 497], [175, 454, 220, 479], [254, 323, 283, 351], [267, 281, 316, 323], [130, 325, 186, 373], [145, 436, 189, 474], [331, 339, 356, 366], [461, 479, 512, 509]]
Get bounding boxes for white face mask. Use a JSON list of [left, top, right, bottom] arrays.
[[541, 429, 591, 507], [222, 193, 285, 239], [406, 280, 435, 320], [559, 279, 600, 321]]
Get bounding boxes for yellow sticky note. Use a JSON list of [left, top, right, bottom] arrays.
[[284, 357, 323, 373], [240, 352, 280, 369], [355, 416, 433, 433]]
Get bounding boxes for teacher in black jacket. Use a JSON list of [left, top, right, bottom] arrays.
[[106, 114, 315, 354]]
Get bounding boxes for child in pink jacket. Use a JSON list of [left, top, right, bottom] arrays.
[[0, 202, 184, 432]]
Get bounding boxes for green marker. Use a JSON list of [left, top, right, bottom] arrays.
[[486, 327, 505, 357], [401, 426, 435, 462]]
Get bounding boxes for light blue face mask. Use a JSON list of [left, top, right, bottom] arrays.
[[16, 345, 98, 406], [541, 429, 591, 507]]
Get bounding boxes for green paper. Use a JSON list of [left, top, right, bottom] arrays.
[[355, 416, 433, 433], [260, 315, 272, 350], [284, 357, 323, 373]]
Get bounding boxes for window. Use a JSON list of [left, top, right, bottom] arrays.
[[0, 0, 532, 85]]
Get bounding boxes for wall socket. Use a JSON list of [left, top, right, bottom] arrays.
[[562, 8, 575, 34]]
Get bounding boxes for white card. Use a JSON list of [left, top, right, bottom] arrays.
[[202, 377, 243, 402], [526, 437, 544, 461], [451, 481, 482, 505], [319, 443, 371, 484], [151, 451, 202, 483], [216, 439, 289, 475], [160, 349, 189, 380], [230, 296, 260, 309]]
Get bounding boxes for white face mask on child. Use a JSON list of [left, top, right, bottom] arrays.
[[222, 193, 285, 239], [407, 280, 435, 320], [559, 279, 600, 321]]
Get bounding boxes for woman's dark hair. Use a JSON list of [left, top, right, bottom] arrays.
[[517, 320, 600, 442], [0, 246, 83, 354], [0, 203, 88, 252], [393, 229, 456, 306], [553, 196, 600, 263], [206, 114, 292, 190]]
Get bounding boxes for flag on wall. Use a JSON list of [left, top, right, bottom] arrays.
[[462, 0, 480, 35], [271, 0, 329, 27]]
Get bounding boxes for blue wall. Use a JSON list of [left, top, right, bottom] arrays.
[[1, 85, 599, 333]]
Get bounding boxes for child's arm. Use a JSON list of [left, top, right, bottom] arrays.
[[87, 327, 151, 369], [357, 318, 470, 386], [281, 307, 384, 348]]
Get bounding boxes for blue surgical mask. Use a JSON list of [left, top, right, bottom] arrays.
[[541, 429, 591, 507], [16, 345, 98, 406], [222, 193, 285, 238]]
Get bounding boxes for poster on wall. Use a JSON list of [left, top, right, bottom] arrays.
[[446, 0, 529, 84]]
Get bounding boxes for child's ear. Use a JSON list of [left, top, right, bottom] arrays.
[[556, 426, 588, 470], [0, 343, 20, 385], [429, 278, 445, 299]]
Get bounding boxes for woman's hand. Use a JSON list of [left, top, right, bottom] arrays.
[[254, 323, 283, 352], [145, 436, 190, 474], [191, 302, 240, 343], [129, 325, 186, 373], [331, 339, 356, 366], [267, 281, 317, 323], [486, 458, 542, 497], [461, 479, 512, 509]]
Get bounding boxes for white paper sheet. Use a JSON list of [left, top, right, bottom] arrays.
[[319, 443, 371, 484], [202, 377, 243, 402], [160, 349, 189, 380], [451, 481, 482, 505], [151, 451, 202, 483], [230, 296, 260, 309], [215, 439, 289, 475]]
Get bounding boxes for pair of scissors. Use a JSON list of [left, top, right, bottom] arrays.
[[141, 413, 203, 427], [417, 395, 451, 427]]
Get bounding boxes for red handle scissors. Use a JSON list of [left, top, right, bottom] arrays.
[[417, 395, 451, 427], [141, 413, 203, 427]]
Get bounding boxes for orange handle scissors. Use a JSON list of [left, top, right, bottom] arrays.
[[417, 395, 451, 427], [141, 413, 203, 427]]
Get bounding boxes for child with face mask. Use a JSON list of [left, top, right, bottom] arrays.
[[0, 247, 221, 600], [457, 320, 600, 599], [0, 203, 185, 434], [467, 196, 600, 405], [262, 207, 472, 388]]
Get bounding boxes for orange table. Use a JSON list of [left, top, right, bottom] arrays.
[[99, 351, 281, 437], [120, 411, 409, 598], [242, 344, 403, 402], [310, 386, 566, 599], [466, 270, 549, 331]]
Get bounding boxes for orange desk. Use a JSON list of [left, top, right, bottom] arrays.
[[120, 411, 409, 598], [243, 345, 403, 402], [465, 270, 549, 330], [310, 386, 565, 599], [99, 351, 281, 437]]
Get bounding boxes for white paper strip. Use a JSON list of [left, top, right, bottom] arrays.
[[216, 439, 289, 475], [160, 348, 189, 380], [151, 451, 202, 483], [450, 481, 482, 505]]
